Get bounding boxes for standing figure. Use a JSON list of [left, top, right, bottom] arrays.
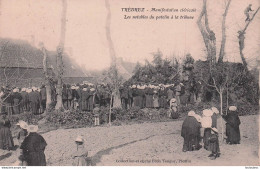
[[201, 109, 213, 150], [166, 87, 174, 107], [128, 86, 133, 108], [20, 125, 47, 166], [40, 85, 46, 113], [3, 88, 13, 116], [145, 85, 153, 108], [28, 88, 40, 115], [67, 84, 73, 110], [222, 106, 241, 144], [93, 104, 100, 126], [21, 88, 29, 112], [153, 91, 159, 109], [88, 88, 95, 112], [16, 120, 28, 146], [244, 4, 253, 21], [181, 111, 202, 152], [0, 113, 14, 150], [119, 85, 128, 110], [62, 84, 68, 110], [12, 88, 22, 114], [211, 107, 219, 128], [80, 88, 89, 111], [72, 135, 89, 166], [208, 128, 220, 160], [169, 98, 179, 119]]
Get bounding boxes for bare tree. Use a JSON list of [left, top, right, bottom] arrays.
[[55, 0, 67, 110], [105, 0, 122, 120], [218, 0, 232, 63], [238, 7, 260, 71], [39, 42, 52, 112], [197, 0, 216, 66]]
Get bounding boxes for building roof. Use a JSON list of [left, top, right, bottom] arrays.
[[0, 38, 87, 78]]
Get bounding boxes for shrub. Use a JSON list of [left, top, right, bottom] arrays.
[[9, 112, 44, 125]]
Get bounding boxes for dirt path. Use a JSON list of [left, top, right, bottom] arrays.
[[0, 115, 259, 166]]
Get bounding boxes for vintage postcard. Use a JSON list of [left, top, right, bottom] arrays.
[[0, 0, 259, 167]]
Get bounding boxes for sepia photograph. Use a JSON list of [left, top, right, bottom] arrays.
[[0, 0, 259, 167]]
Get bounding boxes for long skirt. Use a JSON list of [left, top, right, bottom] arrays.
[[0, 126, 14, 150], [203, 128, 211, 150], [183, 134, 201, 151], [208, 138, 220, 154], [81, 100, 88, 111], [4, 103, 13, 116], [153, 98, 159, 108], [226, 123, 241, 144], [25, 151, 46, 166], [145, 95, 153, 108], [30, 102, 39, 115], [133, 96, 140, 108], [13, 99, 20, 114], [159, 97, 167, 108]]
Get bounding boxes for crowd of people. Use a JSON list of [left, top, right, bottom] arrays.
[[181, 106, 241, 160], [0, 81, 194, 116], [0, 80, 243, 165]]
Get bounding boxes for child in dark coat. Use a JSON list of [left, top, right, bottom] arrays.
[[208, 127, 220, 160]]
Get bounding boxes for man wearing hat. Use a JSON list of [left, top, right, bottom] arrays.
[[20, 125, 47, 166], [222, 106, 241, 144]]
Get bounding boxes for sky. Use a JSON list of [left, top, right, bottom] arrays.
[[0, 0, 259, 71]]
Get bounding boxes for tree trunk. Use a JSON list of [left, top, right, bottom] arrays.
[[55, 49, 63, 110], [40, 43, 52, 112], [238, 7, 260, 71], [197, 0, 216, 66], [105, 0, 122, 109], [218, 0, 231, 63], [219, 89, 224, 142], [109, 94, 112, 126], [55, 0, 67, 110]]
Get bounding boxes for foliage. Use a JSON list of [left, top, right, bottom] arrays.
[[127, 50, 179, 85], [9, 112, 45, 125]]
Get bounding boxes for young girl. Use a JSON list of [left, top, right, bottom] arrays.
[[208, 127, 220, 160], [72, 135, 89, 166]]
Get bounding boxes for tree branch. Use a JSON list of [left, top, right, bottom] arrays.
[[242, 7, 260, 33], [218, 0, 231, 63]]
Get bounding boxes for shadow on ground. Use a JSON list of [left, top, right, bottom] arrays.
[[0, 152, 12, 161], [90, 135, 156, 166]]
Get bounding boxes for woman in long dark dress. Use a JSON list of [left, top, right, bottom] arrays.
[[0, 113, 14, 150], [13, 88, 22, 114], [222, 106, 241, 144], [80, 88, 89, 111], [20, 125, 47, 166], [181, 111, 202, 152]]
